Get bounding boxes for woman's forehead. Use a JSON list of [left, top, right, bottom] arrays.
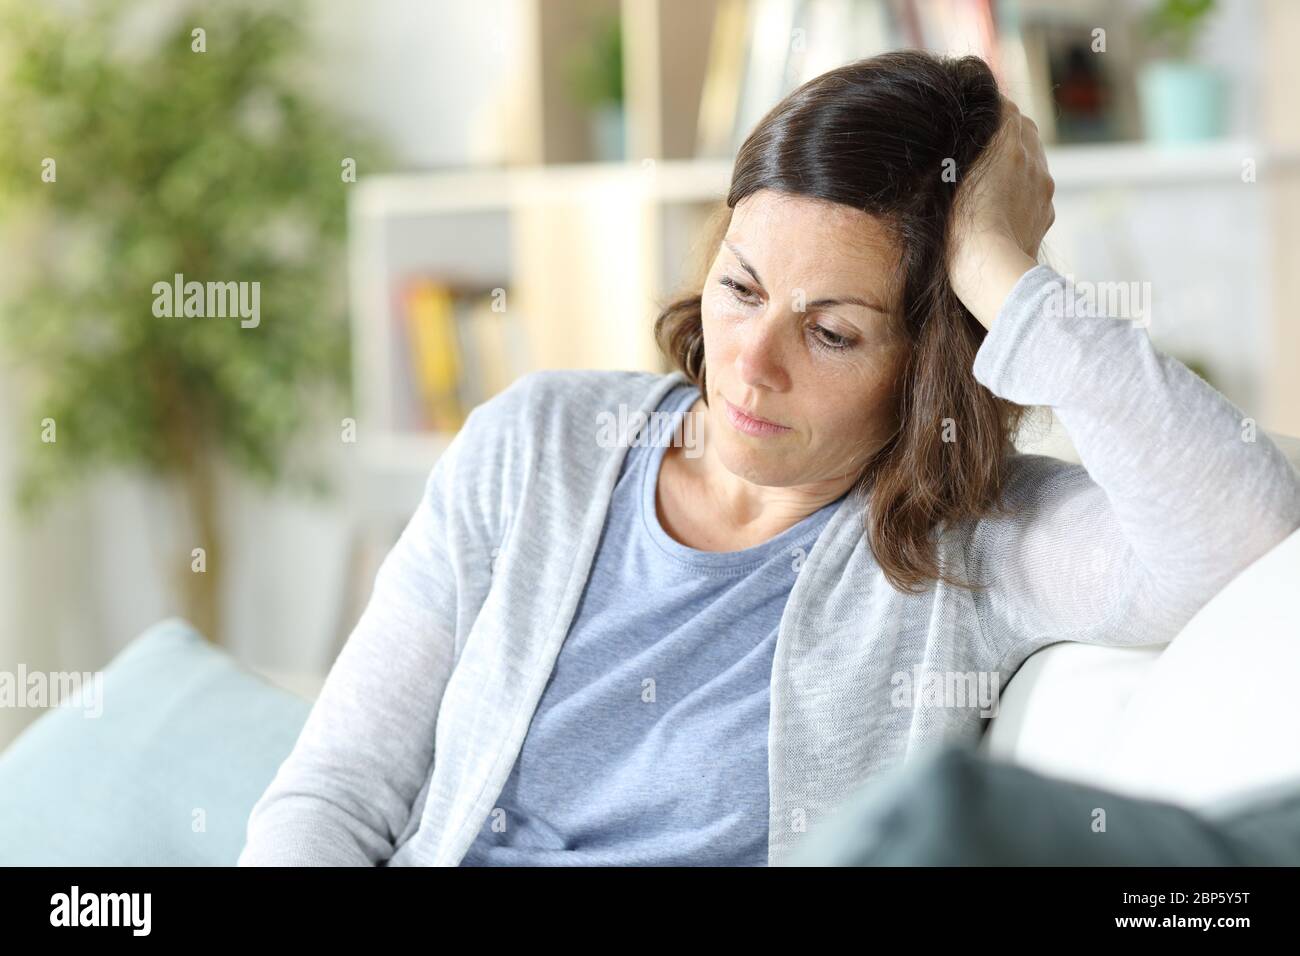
[[726, 191, 901, 287], [731, 191, 895, 249]]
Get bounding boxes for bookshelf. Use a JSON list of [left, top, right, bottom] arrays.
[[347, 0, 1300, 519]]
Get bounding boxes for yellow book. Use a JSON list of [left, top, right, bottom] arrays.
[[402, 278, 463, 431]]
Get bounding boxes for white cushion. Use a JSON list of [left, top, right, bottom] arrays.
[[983, 419, 1300, 805], [1100, 524, 1300, 806], [980, 642, 1163, 778]]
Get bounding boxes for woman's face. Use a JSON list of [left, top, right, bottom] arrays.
[[699, 188, 908, 492]]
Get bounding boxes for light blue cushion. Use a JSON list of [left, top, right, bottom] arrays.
[[0, 618, 311, 865]]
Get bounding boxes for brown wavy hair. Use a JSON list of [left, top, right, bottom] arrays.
[[654, 50, 1031, 594]]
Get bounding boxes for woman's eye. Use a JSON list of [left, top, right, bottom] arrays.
[[719, 275, 759, 304], [811, 324, 852, 351], [716, 276, 853, 351]]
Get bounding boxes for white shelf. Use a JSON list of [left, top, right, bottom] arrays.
[[353, 158, 733, 217], [1045, 140, 1300, 189], [354, 140, 1300, 218]]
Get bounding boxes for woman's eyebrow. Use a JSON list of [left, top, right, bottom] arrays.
[[806, 293, 889, 313], [724, 240, 764, 288], [724, 240, 888, 313]]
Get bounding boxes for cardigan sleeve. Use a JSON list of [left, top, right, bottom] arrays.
[[965, 264, 1300, 657], [237, 415, 475, 866]]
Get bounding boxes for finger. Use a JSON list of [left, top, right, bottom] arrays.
[[996, 93, 1019, 129], [1001, 95, 1025, 125], [1020, 114, 1039, 138], [1019, 114, 1049, 161]]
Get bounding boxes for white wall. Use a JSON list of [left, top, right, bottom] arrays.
[[303, 0, 526, 168]]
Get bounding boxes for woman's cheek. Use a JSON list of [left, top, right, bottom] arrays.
[[816, 365, 899, 448], [704, 290, 740, 327], [701, 298, 742, 361]]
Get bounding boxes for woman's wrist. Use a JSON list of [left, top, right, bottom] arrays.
[[949, 236, 1038, 331]]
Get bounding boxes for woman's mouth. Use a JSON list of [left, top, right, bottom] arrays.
[[724, 399, 791, 438]]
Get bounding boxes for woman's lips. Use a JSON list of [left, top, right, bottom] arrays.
[[724, 398, 791, 438]]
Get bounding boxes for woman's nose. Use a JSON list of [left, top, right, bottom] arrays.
[[734, 307, 791, 390]]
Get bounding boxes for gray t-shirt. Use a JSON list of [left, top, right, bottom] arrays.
[[459, 382, 845, 865]]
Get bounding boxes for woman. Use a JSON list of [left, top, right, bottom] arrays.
[[239, 51, 1300, 866]]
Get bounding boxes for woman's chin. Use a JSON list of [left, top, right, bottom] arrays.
[[714, 439, 803, 488]]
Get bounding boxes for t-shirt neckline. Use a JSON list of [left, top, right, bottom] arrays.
[[638, 383, 843, 572]]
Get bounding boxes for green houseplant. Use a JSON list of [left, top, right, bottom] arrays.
[[0, 0, 383, 644], [1137, 0, 1225, 143], [564, 10, 625, 161]]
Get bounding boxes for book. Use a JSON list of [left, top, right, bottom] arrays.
[[732, 0, 801, 151], [698, 0, 919, 159], [696, 0, 752, 158], [467, 294, 530, 404], [392, 278, 532, 435], [400, 278, 464, 432]]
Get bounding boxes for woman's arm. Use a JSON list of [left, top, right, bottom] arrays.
[[950, 97, 1300, 652], [964, 263, 1300, 648], [237, 424, 471, 865]]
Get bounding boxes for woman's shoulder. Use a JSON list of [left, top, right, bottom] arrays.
[[431, 369, 685, 531], [458, 368, 687, 455], [1002, 450, 1091, 497], [961, 450, 1095, 538]]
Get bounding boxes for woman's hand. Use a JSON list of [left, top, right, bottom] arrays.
[[948, 94, 1056, 330]]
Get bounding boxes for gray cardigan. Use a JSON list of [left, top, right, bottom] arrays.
[[238, 265, 1300, 866]]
